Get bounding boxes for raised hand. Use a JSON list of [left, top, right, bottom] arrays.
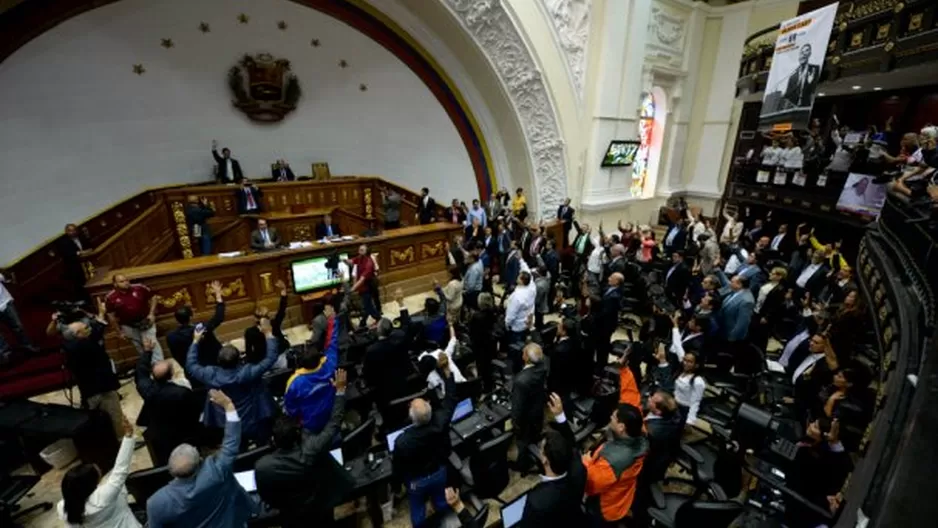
[[275, 279, 287, 296], [445, 487, 464, 512], [547, 392, 564, 417], [193, 327, 205, 343], [210, 280, 223, 298], [259, 317, 273, 336], [208, 389, 235, 412], [121, 414, 134, 438], [332, 369, 348, 393], [143, 337, 157, 352]]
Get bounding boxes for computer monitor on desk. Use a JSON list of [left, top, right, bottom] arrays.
[[500, 493, 528, 528], [452, 398, 473, 423]]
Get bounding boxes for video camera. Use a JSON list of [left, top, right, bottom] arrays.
[[51, 300, 89, 325], [324, 251, 340, 271]]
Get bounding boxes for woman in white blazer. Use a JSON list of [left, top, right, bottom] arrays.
[[58, 415, 140, 528]]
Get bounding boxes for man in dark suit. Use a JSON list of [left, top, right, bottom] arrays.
[[516, 393, 587, 527], [57, 223, 93, 301], [212, 140, 244, 183], [315, 214, 341, 239], [169, 280, 225, 373], [135, 337, 203, 466], [444, 199, 466, 225], [662, 219, 687, 258], [664, 250, 691, 302], [255, 370, 354, 528], [235, 179, 263, 214], [767, 223, 794, 260], [642, 391, 684, 483], [512, 343, 548, 471], [596, 272, 624, 372], [605, 244, 628, 284], [793, 250, 830, 300], [251, 218, 282, 252], [784, 43, 821, 109], [186, 321, 279, 446], [556, 198, 575, 248], [416, 187, 437, 224], [363, 318, 414, 416], [271, 159, 296, 181], [147, 390, 257, 526], [548, 318, 579, 407]]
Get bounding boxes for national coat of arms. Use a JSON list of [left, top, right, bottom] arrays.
[[228, 53, 301, 122]]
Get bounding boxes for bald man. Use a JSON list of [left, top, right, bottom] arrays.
[[134, 338, 203, 466], [392, 363, 458, 527], [61, 298, 123, 439], [147, 390, 258, 527]]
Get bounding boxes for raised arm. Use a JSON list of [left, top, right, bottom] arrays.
[[271, 280, 288, 335], [134, 343, 156, 400], [238, 321, 280, 382], [208, 390, 241, 473], [185, 330, 213, 385], [92, 417, 135, 504], [300, 370, 347, 463], [205, 280, 225, 331], [320, 316, 342, 377], [685, 377, 705, 425]]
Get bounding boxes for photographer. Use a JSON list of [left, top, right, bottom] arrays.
[[61, 298, 123, 440]]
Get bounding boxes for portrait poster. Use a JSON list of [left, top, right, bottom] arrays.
[[758, 3, 838, 132]]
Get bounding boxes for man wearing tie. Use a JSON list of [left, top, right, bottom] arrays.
[[556, 198, 575, 247], [662, 219, 687, 258], [236, 180, 263, 215], [211, 140, 244, 183], [664, 251, 691, 303], [416, 187, 437, 225], [271, 159, 295, 182], [251, 219, 281, 252], [769, 223, 792, 259], [784, 44, 821, 109], [315, 214, 341, 239]]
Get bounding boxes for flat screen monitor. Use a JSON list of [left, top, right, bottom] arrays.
[[500, 493, 528, 528], [234, 470, 257, 493], [386, 425, 412, 453], [836, 172, 887, 218], [330, 448, 343, 465], [291, 252, 349, 293], [601, 140, 640, 167], [452, 398, 473, 423]]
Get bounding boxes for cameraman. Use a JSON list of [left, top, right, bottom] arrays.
[[61, 298, 123, 440]]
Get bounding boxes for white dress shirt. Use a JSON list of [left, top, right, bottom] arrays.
[[779, 329, 811, 367], [504, 283, 536, 332], [724, 249, 748, 275], [419, 336, 467, 397], [754, 282, 778, 314], [587, 246, 605, 274], [669, 327, 701, 360], [796, 263, 822, 288], [225, 159, 234, 181], [56, 437, 142, 528], [760, 146, 780, 166], [770, 233, 785, 251], [780, 146, 804, 170], [674, 373, 706, 425]]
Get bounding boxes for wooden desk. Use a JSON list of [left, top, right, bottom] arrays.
[[86, 223, 464, 370]]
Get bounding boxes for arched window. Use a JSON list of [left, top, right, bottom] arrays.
[[631, 92, 655, 197]]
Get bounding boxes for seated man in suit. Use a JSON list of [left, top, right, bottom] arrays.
[[250, 218, 281, 252], [511, 343, 548, 471], [212, 140, 244, 183], [235, 179, 263, 215], [256, 371, 354, 528], [271, 159, 295, 181], [135, 337, 203, 466], [147, 390, 257, 526], [315, 214, 341, 239], [185, 322, 279, 447]]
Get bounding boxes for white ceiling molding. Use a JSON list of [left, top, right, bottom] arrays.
[[442, 0, 568, 218], [538, 0, 591, 102]]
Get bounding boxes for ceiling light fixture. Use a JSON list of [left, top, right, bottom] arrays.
[[852, 85, 862, 90], [817, 92, 826, 97], [874, 87, 883, 91]]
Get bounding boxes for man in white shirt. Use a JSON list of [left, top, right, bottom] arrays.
[[724, 248, 748, 275], [760, 140, 781, 166], [795, 250, 828, 298], [418, 324, 466, 399], [504, 272, 536, 364], [211, 140, 244, 183], [720, 208, 743, 246], [0, 273, 38, 362]]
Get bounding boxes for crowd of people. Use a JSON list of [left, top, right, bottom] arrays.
[[36, 171, 878, 528]]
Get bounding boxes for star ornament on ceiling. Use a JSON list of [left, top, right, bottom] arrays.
[[359, 84, 368, 92], [132, 64, 145, 75], [237, 13, 249, 24], [310, 38, 320, 47], [338, 59, 348, 68], [198, 22, 210, 33], [277, 20, 288, 31], [160, 38, 174, 49]]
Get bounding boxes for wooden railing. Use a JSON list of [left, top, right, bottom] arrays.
[[80, 201, 178, 276]]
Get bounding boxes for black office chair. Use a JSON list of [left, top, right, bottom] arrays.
[[456, 377, 484, 403], [654, 499, 744, 527], [648, 441, 741, 528], [234, 444, 274, 473], [125, 465, 173, 505], [383, 389, 426, 433], [342, 416, 376, 460], [0, 474, 52, 525], [262, 367, 293, 399], [456, 431, 513, 504]]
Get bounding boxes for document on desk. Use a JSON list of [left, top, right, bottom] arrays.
[[234, 470, 257, 492], [341, 236, 354, 241], [218, 251, 243, 258], [765, 360, 785, 374]]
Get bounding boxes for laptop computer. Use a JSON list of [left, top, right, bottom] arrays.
[[452, 398, 473, 423], [500, 493, 528, 527], [386, 424, 412, 452]]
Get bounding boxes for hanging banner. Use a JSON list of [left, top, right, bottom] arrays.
[[758, 3, 839, 132]]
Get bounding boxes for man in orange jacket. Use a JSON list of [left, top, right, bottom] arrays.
[[583, 403, 648, 525], [618, 347, 641, 408]]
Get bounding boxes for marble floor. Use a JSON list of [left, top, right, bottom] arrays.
[[14, 290, 621, 528]]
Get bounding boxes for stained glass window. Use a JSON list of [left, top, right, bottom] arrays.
[[631, 92, 655, 197]]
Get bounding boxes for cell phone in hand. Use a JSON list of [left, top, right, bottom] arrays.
[[195, 323, 205, 332]]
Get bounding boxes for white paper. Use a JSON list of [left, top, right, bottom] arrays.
[[341, 235, 355, 241], [218, 251, 242, 258], [766, 360, 786, 373], [234, 470, 256, 492]]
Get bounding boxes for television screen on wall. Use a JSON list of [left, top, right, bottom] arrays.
[[601, 140, 640, 167], [836, 173, 887, 218]]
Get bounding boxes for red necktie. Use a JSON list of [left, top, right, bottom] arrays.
[[246, 189, 256, 210]]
